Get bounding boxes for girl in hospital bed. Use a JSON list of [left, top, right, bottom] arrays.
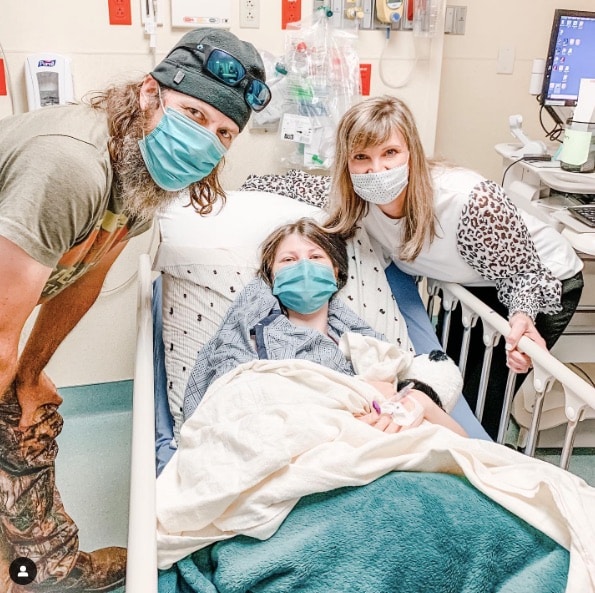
[[157, 218, 595, 590], [182, 217, 465, 437], [324, 94, 584, 439]]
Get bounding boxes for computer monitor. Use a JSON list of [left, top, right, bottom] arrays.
[[541, 9, 595, 111]]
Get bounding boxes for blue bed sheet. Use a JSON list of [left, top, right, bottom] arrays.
[[159, 471, 568, 593], [153, 277, 177, 475], [153, 267, 490, 474], [384, 263, 491, 441]]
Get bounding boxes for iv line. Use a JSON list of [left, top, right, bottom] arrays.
[[378, 27, 419, 90]]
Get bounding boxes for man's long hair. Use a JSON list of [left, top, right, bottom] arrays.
[[86, 79, 226, 216]]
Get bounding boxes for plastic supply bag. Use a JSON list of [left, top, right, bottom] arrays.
[[277, 11, 360, 171], [250, 50, 288, 132]]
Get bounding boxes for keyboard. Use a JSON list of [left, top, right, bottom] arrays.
[[552, 192, 595, 205], [572, 194, 595, 205], [567, 205, 595, 228]]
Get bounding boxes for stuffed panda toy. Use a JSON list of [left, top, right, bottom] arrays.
[[398, 350, 463, 413]]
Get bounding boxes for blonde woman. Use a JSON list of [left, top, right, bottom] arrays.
[[325, 95, 584, 438]]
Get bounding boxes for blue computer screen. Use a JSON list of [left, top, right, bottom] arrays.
[[541, 9, 595, 106]]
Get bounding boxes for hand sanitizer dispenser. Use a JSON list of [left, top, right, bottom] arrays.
[[25, 53, 74, 111]]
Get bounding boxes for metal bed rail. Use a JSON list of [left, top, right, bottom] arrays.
[[127, 264, 594, 592], [127, 253, 158, 593], [426, 279, 595, 469]]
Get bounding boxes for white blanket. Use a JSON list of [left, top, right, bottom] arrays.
[[156, 339, 595, 593]]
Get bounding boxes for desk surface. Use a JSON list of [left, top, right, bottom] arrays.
[[495, 143, 595, 256], [496, 143, 595, 193]]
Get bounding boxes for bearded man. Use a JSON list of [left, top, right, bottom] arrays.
[[0, 28, 268, 592]]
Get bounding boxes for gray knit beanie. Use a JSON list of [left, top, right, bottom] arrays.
[[151, 28, 266, 131]]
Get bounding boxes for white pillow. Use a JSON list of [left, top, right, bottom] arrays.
[[155, 190, 411, 442], [158, 190, 322, 247]]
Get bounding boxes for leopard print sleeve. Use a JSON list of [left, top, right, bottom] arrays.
[[456, 180, 562, 320]]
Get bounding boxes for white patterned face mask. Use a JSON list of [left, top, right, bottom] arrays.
[[350, 162, 409, 205]]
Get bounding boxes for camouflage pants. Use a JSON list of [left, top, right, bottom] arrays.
[[0, 384, 79, 588]]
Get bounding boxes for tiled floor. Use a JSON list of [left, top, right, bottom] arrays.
[[505, 417, 595, 486], [535, 448, 595, 487]]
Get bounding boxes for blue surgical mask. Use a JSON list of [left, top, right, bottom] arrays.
[[272, 259, 338, 315], [138, 107, 227, 191], [350, 162, 409, 205]]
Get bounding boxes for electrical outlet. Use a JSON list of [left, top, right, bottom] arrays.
[[240, 0, 260, 28], [108, 0, 132, 25], [282, 0, 302, 29], [360, 63, 371, 96], [0, 59, 7, 96]]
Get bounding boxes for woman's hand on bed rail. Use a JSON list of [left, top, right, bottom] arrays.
[[506, 313, 547, 374]]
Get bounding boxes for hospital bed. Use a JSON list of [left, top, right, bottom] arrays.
[[125, 190, 595, 593]]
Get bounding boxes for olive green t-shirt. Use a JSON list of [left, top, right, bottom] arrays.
[[0, 103, 150, 301]]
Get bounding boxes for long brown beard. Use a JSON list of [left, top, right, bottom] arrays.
[[107, 104, 179, 222], [107, 91, 226, 221], [113, 115, 180, 224]]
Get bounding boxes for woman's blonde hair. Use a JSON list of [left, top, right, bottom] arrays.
[[325, 95, 436, 261]]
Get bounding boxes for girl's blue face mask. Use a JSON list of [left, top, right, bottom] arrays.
[[138, 106, 227, 192], [272, 259, 338, 315]]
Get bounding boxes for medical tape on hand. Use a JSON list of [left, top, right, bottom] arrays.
[[380, 399, 424, 427], [380, 383, 423, 427]]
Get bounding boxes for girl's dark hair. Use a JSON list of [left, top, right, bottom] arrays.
[[258, 218, 349, 290], [397, 379, 444, 411]]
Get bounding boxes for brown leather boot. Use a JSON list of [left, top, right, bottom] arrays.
[[29, 547, 127, 592]]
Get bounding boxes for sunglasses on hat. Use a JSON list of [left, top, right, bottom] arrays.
[[177, 43, 271, 113]]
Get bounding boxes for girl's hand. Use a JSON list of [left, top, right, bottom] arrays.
[[506, 313, 547, 374], [354, 409, 403, 434], [354, 394, 424, 434]]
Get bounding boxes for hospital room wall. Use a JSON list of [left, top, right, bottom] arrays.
[[0, 0, 446, 186], [1, 1, 589, 180], [436, 0, 595, 182], [0, 0, 446, 387], [0, 0, 584, 387]]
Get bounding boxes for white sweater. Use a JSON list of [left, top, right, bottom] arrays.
[[364, 166, 583, 318]]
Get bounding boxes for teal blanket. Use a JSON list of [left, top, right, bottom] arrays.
[[158, 472, 568, 593]]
